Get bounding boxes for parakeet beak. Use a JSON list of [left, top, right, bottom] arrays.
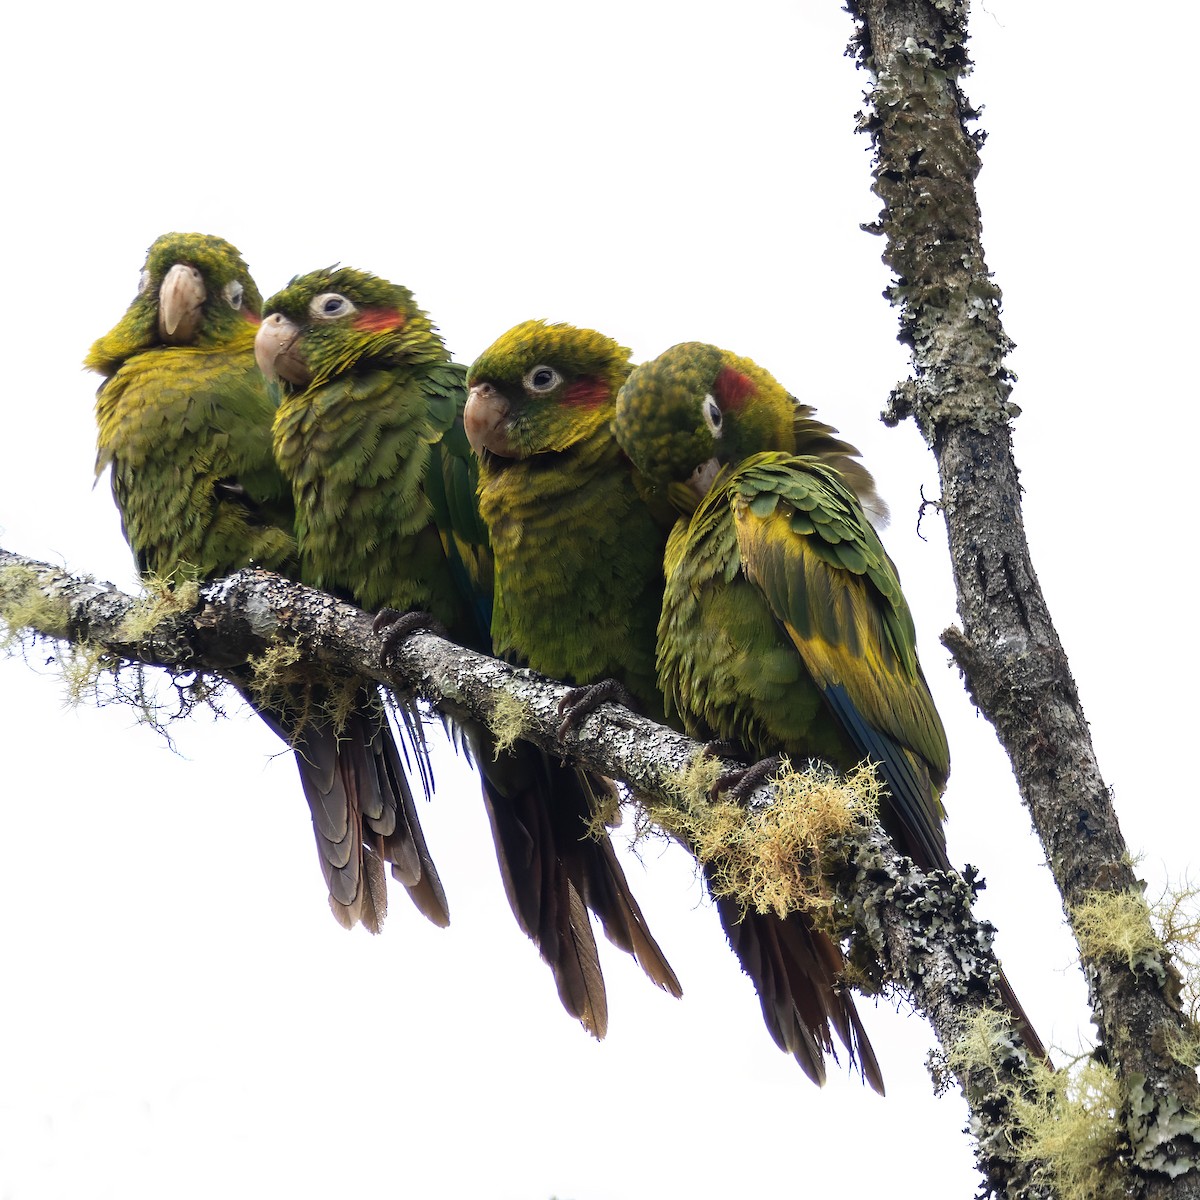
[[158, 263, 206, 344], [465, 382, 516, 457], [255, 313, 311, 387], [688, 457, 721, 499]]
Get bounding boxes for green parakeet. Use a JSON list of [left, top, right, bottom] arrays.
[[611, 340, 1045, 1061], [257, 269, 679, 1036], [87, 232, 447, 937], [465, 321, 883, 1089], [89, 232, 294, 580], [613, 342, 949, 869]]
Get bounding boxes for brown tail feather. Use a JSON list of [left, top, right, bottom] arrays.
[[583, 831, 684, 997], [471, 721, 680, 1030], [913, 838, 1049, 1067], [715, 892, 885, 1093], [996, 968, 1049, 1064], [558, 882, 609, 1038], [230, 671, 449, 932]]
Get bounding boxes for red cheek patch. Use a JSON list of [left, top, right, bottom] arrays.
[[563, 376, 609, 407], [713, 365, 755, 410], [242, 308, 262, 325], [353, 308, 408, 333]]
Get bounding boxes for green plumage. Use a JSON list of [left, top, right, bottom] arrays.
[[467, 322, 884, 1089], [468, 321, 666, 714], [89, 233, 446, 938], [614, 343, 949, 870], [614, 342, 1049, 1064], [88, 232, 294, 580], [267, 272, 483, 637], [263, 278, 678, 1035]]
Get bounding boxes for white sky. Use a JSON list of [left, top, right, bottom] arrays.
[[0, 2, 1196, 1197]]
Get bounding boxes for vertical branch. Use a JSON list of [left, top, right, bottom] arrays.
[[846, 0, 1200, 1191]]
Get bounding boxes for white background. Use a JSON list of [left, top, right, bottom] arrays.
[[1, 2, 1196, 1196]]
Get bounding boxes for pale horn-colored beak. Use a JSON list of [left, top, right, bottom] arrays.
[[158, 263, 206, 344], [464, 381, 516, 457], [255, 313, 310, 387]]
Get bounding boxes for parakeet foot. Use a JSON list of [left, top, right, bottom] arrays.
[[374, 608, 449, 667], [711, 754, 784, 803], [556, 679, 638, 740], [703, 738, 750, 763]]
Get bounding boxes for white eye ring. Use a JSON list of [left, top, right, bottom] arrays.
[[702, 394, 723, 437], [309, 293, 357, 321], [524, 364, 561, 394], [223, 280, 245, 309], [136, 268, 151, 296]]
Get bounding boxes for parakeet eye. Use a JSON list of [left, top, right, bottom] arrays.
[[309, 293, 357, 321], [136, 269, 151, 296], [702, 394, 724, 437], [224, 280, 245, 309], [524, 364, 561, 394]]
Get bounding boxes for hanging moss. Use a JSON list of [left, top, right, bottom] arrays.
[[645, 756, 880, 922]]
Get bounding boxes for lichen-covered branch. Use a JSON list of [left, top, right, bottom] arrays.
[[847, 1, 1200, 1194], [3, 544, 1054, 1189]]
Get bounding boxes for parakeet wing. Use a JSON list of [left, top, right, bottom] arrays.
[[732, 454, 949, 869]]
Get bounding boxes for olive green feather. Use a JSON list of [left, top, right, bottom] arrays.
[[615, 342, 948, 869], [468, 322, 883, 1089], [615, 343, 1049, 1064], [88, 233, 441, 938], [264, 276, 679, 1034], [88, 232, 294, 581]]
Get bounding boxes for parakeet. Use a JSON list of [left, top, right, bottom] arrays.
[[257, 269, 679, 1036], [612, 340, 1045, 1061], [87, 232, 446, 936], [613, 342, 948, 868], [465, 321, 883, 1089], [89, 232, 294, 581]]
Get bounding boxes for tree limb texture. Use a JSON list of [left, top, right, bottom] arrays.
[[848, 0, 1200, 1193], [2, 545, 1050, 1193]]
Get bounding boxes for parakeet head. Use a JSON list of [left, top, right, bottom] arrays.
[[255, 266, 446, 391], [465, 320, 633, 462], [613, 343, 793, 496], [85, 232, 263, 376]]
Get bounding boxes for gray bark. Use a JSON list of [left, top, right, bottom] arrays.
[[1, 546, 1049, 1193], [847, 0, 1200, 1194]]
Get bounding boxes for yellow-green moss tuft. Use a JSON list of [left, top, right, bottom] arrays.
[[61, 642, 121, 704], [1011, 1060, 1125, 1200], [488, 689, 528, 757], [323, 673, 363, 736], [248, 639, 304, 698], [248, 640, 366, 743], [946, 1005, 1025, 1087], [581, 776, 623, 842], [0, 565, 71, 645], [247, 640, 312, 739], [1072, 888, 1161, 968], [1153, 880, 1200, 1028], [646, 756, 880, 920], [949, 1009, 1126, 1200], [116, 575, 200, 642]]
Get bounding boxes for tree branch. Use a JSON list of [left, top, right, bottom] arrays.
[[847, 1, 1200, 1193], [2, 544, 1050, 1192]]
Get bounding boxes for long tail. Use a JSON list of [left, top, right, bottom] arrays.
[[716, 893, 884, 1092], [468, 721, 681, 1036], [877, 760, 1050, 1067], [289, 693, 449, 933], [231, 671, 449, 934]]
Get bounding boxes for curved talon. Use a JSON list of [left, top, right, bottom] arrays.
[[711, 754, 784, 803], [375, 608, 448, 668], [556, 678, 637, 740], [704, 738, 749, 763]]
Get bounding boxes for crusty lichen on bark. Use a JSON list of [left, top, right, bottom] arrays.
[[847, 0, 1200, 1193]]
